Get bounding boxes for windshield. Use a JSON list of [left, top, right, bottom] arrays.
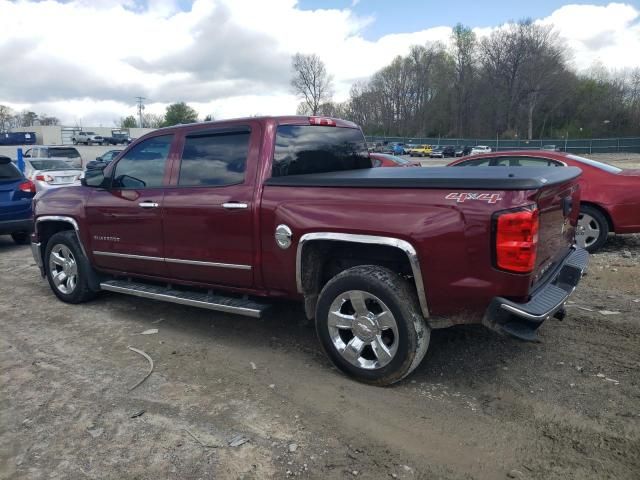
[[566, 154, 622, 174], [29, 159, 74, 171]]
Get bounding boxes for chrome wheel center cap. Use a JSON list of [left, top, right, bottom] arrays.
[[353, 315, 378, 342]]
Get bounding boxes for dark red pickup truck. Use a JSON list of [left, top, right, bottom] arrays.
[[31, 116, 588, 385]]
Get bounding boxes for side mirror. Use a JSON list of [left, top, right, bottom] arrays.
[[82, 165, 107, 187]]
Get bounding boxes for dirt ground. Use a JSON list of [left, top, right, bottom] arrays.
[[1, 230, 639, 479]]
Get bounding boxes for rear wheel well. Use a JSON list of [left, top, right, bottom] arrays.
[[299, 240, 416, 319], [580, 202, 614, 232]]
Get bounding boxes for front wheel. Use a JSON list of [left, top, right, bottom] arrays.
[[576, 205, 609, 252], [45, 231, 97, 304], [315, 265, 430, 386]]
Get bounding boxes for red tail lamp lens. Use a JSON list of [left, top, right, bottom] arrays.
[[496, 208, 539, 273]]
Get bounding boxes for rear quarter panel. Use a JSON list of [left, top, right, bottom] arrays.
[[260, 186, 542, 319], [578, 168, 640, 233]]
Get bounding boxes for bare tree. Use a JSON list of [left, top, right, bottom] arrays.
[[451, 24, 477, 137], [290, 53, 333, 115], [142, 113, 165, 128], [0, 105, 14, 132]]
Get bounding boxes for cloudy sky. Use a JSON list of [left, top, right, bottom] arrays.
[[1, 0, 639, 126]]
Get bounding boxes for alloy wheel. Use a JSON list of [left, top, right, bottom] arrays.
[[328, 290, 399, 370], [48, 244, 78, 295], [576, 213, 600, 249]]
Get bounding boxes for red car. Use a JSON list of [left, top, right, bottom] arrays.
[[370, 153, 421, 167], [448, 151, 640, 252]]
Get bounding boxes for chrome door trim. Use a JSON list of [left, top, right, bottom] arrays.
[[35, 215, 88, 258], [165, 257, 252, 270], [296, 232, 429, 318], [93, 251, 165, 262], [92, 251, 252, 270]]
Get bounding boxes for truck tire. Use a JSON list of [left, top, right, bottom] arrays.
[[576, 204, 609, 253], [45, 231, 97, 304], [315, 265, 430, 386], [72, 140, 78, 145]]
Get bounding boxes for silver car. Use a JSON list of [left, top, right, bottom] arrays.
[[24, 159, 82, 192]]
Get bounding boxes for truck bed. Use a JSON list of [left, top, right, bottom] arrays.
[[264, 166, 582, 190]]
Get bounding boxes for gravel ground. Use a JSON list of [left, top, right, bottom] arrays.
[[1, 232, 639, 480]]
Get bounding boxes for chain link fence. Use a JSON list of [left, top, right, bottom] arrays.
[[364, 136, 640, 154]]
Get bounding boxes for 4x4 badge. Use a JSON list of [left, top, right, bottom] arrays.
[[445, 192, 502, 204]]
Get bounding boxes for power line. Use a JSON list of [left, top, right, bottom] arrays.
[[135, 96, 146, 128]]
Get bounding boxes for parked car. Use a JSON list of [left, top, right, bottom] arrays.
[[430, 146, 456, 158], [31, 116, 588, 385], [0, 156, 35, 244], [404, 143, 419, 153], [370, 153, 421, 167], [23, 159, 82, 192], [86, 150, 122, 170], [542, 145, 561, 152], [448, 151, 640, 252], [382, 143, 406, 155], [23, 146, 83, 169], [470, 145, 492, 155], [101, 131, 133, 145], [455, 146, 472, 157], [72, 131, 103, 145], [366, 142, 385, 153], [409, 144, 432, 157]]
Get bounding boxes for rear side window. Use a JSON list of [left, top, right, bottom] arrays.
[[0, 162, 21, 180], [178, 130, 249, 186], [490, 156, 562, 167], [454, 158, 492, 166], [112, 135, 173, 189], [272, 125, 370, 177]]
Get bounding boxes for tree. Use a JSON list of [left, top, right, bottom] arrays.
[[163, 102, 198, 126], [120, 115, 137, 128], [142, 113, 165, 128], [38, 114, 60, 126], [21, 111, 38, 127], [451, 24, 477, 137], [203, 114, 214, 122], [290, 53, 333, 115], [0, 105, 14, 132]]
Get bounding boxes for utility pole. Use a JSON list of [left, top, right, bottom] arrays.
[[135, 96, 146, 128]]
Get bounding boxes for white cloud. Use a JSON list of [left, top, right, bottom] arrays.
[[0, 1, 638, 126], [537, 3, 640, 71]]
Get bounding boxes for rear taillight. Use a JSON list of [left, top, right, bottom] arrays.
[[309, 116, 336, 126], [18, 180, 36, 193], [495, 207, 539, 273], [35, 174, 54, 182]]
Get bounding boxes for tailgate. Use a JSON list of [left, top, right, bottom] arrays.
[[532, 179, 580, 285]]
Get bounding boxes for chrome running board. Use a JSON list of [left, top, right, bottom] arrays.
[[100, 279, 270, 318]]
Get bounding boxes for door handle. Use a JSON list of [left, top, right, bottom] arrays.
[[139, 201, 159, 208], [222, 202, 248, 210]]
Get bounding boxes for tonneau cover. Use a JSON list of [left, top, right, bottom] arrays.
[[264, 166, 582, 190]]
